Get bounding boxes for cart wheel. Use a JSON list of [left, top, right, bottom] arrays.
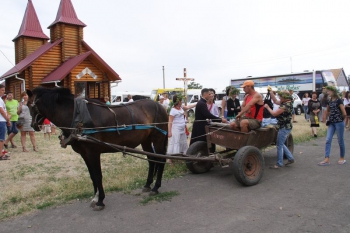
[[283, 134, 294, 158], [232, 146, 264, 186], [186, 141, 212, 174]]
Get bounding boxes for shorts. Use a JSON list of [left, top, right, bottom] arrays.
[[42, 124, 51, 133], [242, 117, 262, 130], [0, 122, 6, 141], [7, 121, 19, 135]]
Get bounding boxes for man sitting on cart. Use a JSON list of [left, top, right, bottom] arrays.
[[229, 80, 264, 133]]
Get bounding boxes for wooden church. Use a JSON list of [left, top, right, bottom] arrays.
[[0, 0, 120, 101]]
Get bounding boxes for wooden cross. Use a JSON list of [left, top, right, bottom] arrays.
[[176, 68, 194, 105]]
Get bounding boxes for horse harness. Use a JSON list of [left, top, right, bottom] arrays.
[[32, 97, 167, 148]]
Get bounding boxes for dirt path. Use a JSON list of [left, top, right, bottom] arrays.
[[1, 131, 350, 233]]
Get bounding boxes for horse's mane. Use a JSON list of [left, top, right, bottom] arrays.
[[32, 87, 74, 113]]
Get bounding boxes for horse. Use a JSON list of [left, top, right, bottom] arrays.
[[27, 87, 168, 211]]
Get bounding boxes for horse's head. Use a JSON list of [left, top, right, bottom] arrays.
[[27, 89, 44, 131]]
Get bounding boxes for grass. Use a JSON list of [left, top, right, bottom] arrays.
[[140, 191, 180, 205], [0, 114, 329, 220]]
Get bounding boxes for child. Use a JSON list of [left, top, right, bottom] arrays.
[[43, 118, 51, 140]]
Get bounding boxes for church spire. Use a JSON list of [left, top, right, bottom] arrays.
[[13, 0, 49, 41], [48, 0, 86, 28]]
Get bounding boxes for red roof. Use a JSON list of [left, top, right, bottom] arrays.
[[41, 51, 92, 83], [0, 39, 63, 79], [13, 0, 49, 41], [82, 41, 121, 81], [48, 0, 86, 28]]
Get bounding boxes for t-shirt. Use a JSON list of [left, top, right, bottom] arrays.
[[0, 98, 7, 122], [6, 99, 19, 121], [276, 101, 293, 130], [169, 107, 186, 130], [328, 98, 344, 123], [302, 97, 310, 106], [43, 118, 51, 125]]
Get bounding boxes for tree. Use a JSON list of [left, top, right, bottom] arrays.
[[188, 82, 202, 89]]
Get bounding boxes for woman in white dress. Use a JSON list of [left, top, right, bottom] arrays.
[[167, 95, 188, 158]]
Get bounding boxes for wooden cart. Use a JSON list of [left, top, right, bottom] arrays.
[[185, 122, 294, 186]]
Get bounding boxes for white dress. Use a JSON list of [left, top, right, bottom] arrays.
[[167, 107, 188, 154]]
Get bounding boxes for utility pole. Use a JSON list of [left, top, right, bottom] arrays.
[[162, 66, 165, 89], [176, 68, 194, 106]]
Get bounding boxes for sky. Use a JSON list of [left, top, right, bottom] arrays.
[[1, 0, 350, 93]]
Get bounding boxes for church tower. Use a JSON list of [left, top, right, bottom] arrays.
[[48, 0, 86, 61], [13, 0, 49, 64]]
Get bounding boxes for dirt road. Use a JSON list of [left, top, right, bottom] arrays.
[[1, 131, 350, 233]]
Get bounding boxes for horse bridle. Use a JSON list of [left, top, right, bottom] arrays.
[[31, 96, 44, 127]]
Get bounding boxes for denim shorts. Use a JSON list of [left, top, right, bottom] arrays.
[[7, 121, 19, 134], [0, 122, 6, 141]]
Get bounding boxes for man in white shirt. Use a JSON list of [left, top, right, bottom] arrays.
[[127, 94, 134, 102]]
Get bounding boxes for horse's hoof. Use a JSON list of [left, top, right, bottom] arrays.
[[149, 190, 159, 196], [93, 205, 105, 211], [142, 187, 151, 193], [90, 201, 96, 208]]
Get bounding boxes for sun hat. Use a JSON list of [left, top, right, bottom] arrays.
[[277, 90, 292, 100], [240, 80, 254, 88]]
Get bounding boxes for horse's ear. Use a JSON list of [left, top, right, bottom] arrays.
[[27, 89, 33, 98]]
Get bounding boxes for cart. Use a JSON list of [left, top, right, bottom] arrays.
[[74, 122, 293, 187], [185, 122, 294, 186]]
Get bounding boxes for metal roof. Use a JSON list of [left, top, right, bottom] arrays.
[[0, 39, 63, 79], [82, 41, 121, 81], [13, 0, 49, 41], [41, 51, 92, 83], [48, 0, 86, 28]]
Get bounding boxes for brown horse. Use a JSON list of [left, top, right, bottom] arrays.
[[27, 87, 168, 210]]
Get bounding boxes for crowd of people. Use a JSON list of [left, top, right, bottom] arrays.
[[0, 87, 56, 160], [1, 82, 348, 168], [160, 80, 349, 168]]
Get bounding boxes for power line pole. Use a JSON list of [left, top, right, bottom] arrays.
[[176, 68, 194, 106], [162, 66, 165, 89]]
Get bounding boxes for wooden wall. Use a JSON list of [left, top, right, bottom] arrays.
[[50, 23, 83, 61], [14, 37, 47, 64], [26, 45, 62, 90]]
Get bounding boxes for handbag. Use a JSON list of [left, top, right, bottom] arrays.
[[16, 112, 25, 127]]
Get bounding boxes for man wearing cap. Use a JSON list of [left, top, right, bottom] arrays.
[[229, 80, 264, 132]]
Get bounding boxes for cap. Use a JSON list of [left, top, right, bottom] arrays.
[[159, 96, 164, 100], [240, 80, 254, 88]]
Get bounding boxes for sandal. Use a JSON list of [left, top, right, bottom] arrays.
[[338, 160, 346, 165], [318, 161, 330, 166], [33, 146, 38, 152], [3, 144, 8, 149], [0, 156, 10, 160], [269, 164, 281, 169], [11, 145, 17, 148], [22, 147, 28, 152]]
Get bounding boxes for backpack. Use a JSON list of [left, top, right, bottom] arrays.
[[263, 93, 274, 118]]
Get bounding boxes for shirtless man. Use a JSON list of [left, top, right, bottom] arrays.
[[229, 80, 264, 132]]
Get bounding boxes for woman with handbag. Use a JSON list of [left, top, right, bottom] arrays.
[[17, 91, 38, 152], [307, 92, 321, 137], [318, 86, 347, 166]]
